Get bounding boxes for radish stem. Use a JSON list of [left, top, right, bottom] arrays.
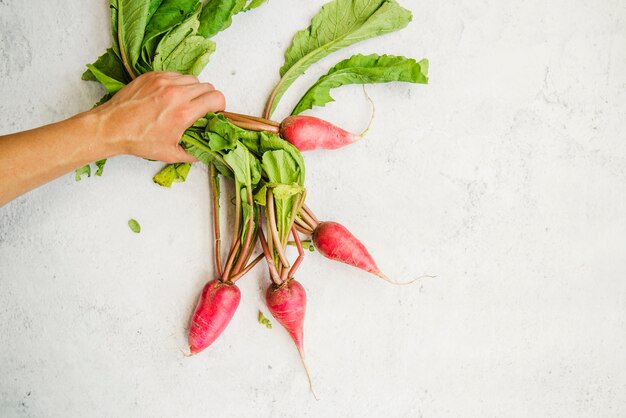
[[224, 117, 280, 134], [221, 237, 241, 282], [267, 190, 290, 268], [116, 2, 137, 80], [221, 111, 280, 127], [294, 223, 314, 236], [299, 209, 318, 231], [288, 227, 305, 279], [259, 228, 282, 285], [302, 203, 319, 226], [232, 186, 255, 274], [230, 253, 264, 283], [377, 273, 437, 286], [209, 165, 223, 276], [229, 183, 242, 255], [357, 86, 376, 137]]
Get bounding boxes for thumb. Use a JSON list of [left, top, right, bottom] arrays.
[[171, 144, 198, 163]]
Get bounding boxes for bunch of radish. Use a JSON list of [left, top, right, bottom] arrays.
[[81, 0, 430, 399]]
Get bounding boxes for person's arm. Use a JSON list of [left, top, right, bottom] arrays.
[[0, 71, 225, 207]]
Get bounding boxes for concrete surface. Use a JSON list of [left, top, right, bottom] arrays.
[[2, 0, 626, 416]]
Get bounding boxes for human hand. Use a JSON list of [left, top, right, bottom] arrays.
[[92, 71, 225, 163]]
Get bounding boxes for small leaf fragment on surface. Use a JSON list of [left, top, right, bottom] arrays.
[[153, 163, 192, 187], [95, 160, 107, 177], [258, 310, 272, 329], [128, 219, 141, 233], [75, 165, 91, 181]]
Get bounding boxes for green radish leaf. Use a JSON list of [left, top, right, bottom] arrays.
[[86, 64, 127, 94], [258, 311, 272, 329], [268, 183, 304, 199], [293, 54, 428, 114], [82, 48, 130, 86], [94, 94, 112, 107], [95, 160, 107, 176], [197, 0, 243, 38], [244, 0, 268, 11], [153, 163, 192, 187], [239, 192, 256, 243], [259, 134, 305, 185], [266, 0, 412, 117], [155, 35, 215, 75], [254, 183, 267, 206], [223, 143, 261, 187], [205, 113, 262, 154], [181, 135, 231, 177], [153, 4, 202, 71], [128, 219, 141, 233], [148, 0, 164, 21], [262, 150, 302, 243], [140, 0, 200, 71], [262, 150, 299, 189], [117, 0, 152, 75], [75, 165, 91, 181], [110, 0, 120, 57]]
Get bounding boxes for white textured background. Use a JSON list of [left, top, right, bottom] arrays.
[[2, 0, 626, 416]]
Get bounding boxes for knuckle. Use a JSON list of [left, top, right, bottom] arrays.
[[210, 90, 226, 110], [162, 85, 179, 99], [152, 76, 169, 88]]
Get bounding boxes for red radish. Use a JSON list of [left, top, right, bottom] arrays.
[[188, 279, 241, 355], [266, 279, 317, 399], [280, 115, 360, 151], [312, 221, 426, 285]]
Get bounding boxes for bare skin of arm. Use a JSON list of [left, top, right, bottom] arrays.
[[0, 71, 225, 207]]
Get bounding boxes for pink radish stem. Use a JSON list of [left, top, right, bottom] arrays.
[[230, 253, 264, 283], [288, 227, 305, 279], [267, 190, 290, 268], [258, 227, 282, 285], [209, 165, 223, 276], [221, 237, 241, 282], [302, 203, 319, 225], [295, 223, 314, 236], [221, 111, 280, 127], [232, 188, 255, 275], [299, 208, 319, 231], [224, 117, 280, 134]]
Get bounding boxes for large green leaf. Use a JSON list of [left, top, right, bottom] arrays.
[[152, 4, 202, 70], [148, 0, 164, 21], [85, 64, 127, 94], [197, 0, 247, 38], [117, 0, 152, 75], [265, 0, 412, 117], [243, 0, 267, 11], [223, 143, 261, 187], [140, 0, 200, 71], [181, 133, 231, 177], [262, 150, 302, 243], [153, 35, 215, 75], [110, 0, 120, 57], [82, 48, 130, 85], [293, 54, 428, 114]]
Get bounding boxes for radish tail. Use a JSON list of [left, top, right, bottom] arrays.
[[357, 86, 376, 138], [376, 272, 437, 286], [297, 346, 319, 400]]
